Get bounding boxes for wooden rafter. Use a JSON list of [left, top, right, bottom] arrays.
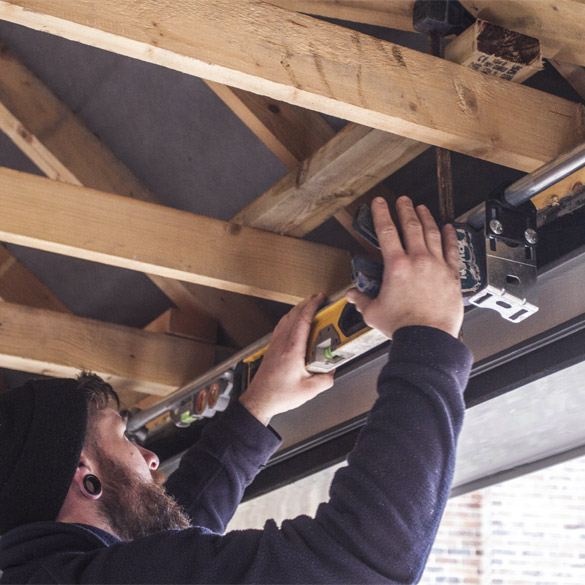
[[144, 307, 217, 343], [550, 60, 585, 103], [460, 0, 585, 68], [205, 81, 336, 169], [229, 15, 549, 238], [0, 168, 351, 305], [206, 84, 401, 244], [277, 1, 585, 71], [0, 243, 71, 313], [232, 123, 427, 236], [0, 1, 582, 171], [0, 302, 216, 398], [0, 43, 276, 347]]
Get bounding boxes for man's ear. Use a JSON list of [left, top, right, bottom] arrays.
[[72, 449, 102, 501]]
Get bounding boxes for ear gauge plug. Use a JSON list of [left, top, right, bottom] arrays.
[[82, 474, 102, 498]]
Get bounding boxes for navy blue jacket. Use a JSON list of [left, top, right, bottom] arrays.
[[0, 326, 473, 584]]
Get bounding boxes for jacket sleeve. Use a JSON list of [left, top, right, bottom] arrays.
[[164, 400, 281, 534], [47, 326, 473, 584]]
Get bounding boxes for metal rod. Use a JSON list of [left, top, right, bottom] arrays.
[[126, 332, 272, 433], [504, 140, 585, 207], [458, 140, 585, 229]]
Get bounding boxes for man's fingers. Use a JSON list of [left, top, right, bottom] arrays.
[[416, 204, 443, 258], [287, 293, 324, 350], [395, 196, 426, 255], [370, 197, 404, 263], [441, 224, 461, 276]]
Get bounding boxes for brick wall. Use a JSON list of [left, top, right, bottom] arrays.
[[420, 455, 585, 585]]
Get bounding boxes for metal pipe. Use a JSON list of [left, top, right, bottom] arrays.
[[504, 140, 585, 207], [457, 141, 585, 229], [126, 332, 272, 433]]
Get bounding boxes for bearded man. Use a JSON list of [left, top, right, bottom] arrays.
[[0, 197, 472, 584]]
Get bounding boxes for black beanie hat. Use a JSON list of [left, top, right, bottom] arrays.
[[0, 378, 88, 534]]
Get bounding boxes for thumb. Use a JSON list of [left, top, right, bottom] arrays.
[[345, 288, 372, 315]]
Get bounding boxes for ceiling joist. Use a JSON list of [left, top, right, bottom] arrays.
[[205, 81, 336, 169], [550, 60, 585, 102], [0, 243, 71, 313], [0, 43, 279, 347], [0, 167, 351, 305], [0, 1, 582, 171], [233, 122, 427, 236], [0, 301, 216, 398], [275, 1, 585, 70]]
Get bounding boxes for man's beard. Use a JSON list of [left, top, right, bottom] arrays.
[[95, 451, 192, 541]]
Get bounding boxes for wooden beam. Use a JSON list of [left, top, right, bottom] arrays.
[[232, 123, 427, 236], [460, 0, 585, 68], [278, 1, 585, 71], [266, 1, 415, 32], [0, 42, 279, 347], [231, 16, 546, 238], [0, 1, 582, 171], [0, 42, 159, 202], [205, 81, 336, 169], [550, 60, 585, 103], [205, 82, 392, 247], [0, 243, 71, 313], [0, 168, 351, 304], [144, 307, 217, 343], [0, 301, 215, 397], [206, 81, 410, 246]]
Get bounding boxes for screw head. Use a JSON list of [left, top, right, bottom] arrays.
[[525, 229, 538, 244], [489, 219, 504, 235]]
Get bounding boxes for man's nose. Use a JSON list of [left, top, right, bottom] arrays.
[[138, 445, 160, 470]]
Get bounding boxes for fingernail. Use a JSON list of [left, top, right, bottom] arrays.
[[374, 197, 386, 205]]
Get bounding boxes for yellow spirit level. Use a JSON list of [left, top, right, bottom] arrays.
[[243, 298, 388, 387]]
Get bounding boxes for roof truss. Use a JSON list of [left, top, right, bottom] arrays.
[[0, 0, 584, 404], [0, 0, 582, 171]]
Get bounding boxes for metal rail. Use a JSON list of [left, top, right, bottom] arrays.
[[129, 141, 585, 435], [460, 140, 585, 228], [126, 332, 272, 433]]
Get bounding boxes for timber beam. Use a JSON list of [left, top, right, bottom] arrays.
[[0, 168, 351, 305], [233, 123, 426, 236], [0, 1, 582, 171], [0, 42, 277, 347], [0, 301, 216, 397], [0, 243, 71, 313]]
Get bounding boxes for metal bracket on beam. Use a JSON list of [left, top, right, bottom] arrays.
[[468, 200, 538, 323]]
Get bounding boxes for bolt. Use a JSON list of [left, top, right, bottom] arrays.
[[525, 229, 538, 244], [489, 219, 504, 235]]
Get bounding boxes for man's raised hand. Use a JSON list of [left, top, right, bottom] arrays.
[[239, 294, 334, 426], [346, 196, 463, 339]]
